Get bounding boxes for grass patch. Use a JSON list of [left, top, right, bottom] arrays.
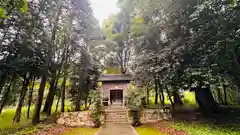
[[0, 101, 72, 128], [0, 107, 33, 129], [136, 125, 167, 135], [171, 122, 240, 135], [61, 128, 98, 135], [0, 106, 57, 135], [0, 101, 73, 134]]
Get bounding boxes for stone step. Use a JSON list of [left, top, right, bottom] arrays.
[[106, 115, 127, 118], [107, 121, 129, 124], [105, 120, 129, 124], [104, 107, 128, 124], [106, 115, 127, 119], [106, 117, 127, 120], [105, 109, 127, 113], [105, 114, 127, 117], [105, 113, 127, 116]]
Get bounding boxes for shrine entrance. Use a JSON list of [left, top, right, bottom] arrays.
[[110, 89, 123, 105]]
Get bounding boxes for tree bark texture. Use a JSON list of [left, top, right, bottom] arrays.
[[173, 90, 183, 106], [165, 85, 173, 106], [55, 94, 61, 112], [61, 76, 66, 112], [157, 79, 165, 106], [32, 75, 47, 125], [13, 75, 30, 123], [42, 73, 58, 115], [0, 77, 13, 114], [27, 76, 35, 119], [223, 85, 228, 105], [194, 87, 218, 116], [216, 87, 223, 104], [154, 76, 158, 104], [146, 87, 150, 105]]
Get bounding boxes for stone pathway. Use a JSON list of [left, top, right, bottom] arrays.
[[95, 123, 138, 135]]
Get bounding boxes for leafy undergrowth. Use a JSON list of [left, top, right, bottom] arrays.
[[61, 127, 98, 135], [0, 124, 55, 135], [171, 122, 240, 135], [152, 121, 188, 135], [135, 125, 168, 135], [31, 124, 71, 135], [169, 106, 240, 135]]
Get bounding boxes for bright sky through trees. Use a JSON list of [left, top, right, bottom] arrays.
[[90, 0, 119, 25]]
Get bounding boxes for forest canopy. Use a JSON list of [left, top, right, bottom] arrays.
[[0, 0, 240, 131]]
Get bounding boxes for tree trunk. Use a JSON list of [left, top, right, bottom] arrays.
[[55, 94, 61, 112], [157, 79, 165, 106], [32, 75, 47, 125], [75, 73, 84, 111], [216, 87, 223, 104], [75, 88, 82, 111], [165, 85, 173, 106], [13, 75, 30, 123], [61, 76, 66, 112], [173, 90, 183, 106], [0, 77, 13, 114], [194, 87, 218, 116], [27, 76, 35, 119], [0, 71, 8, 94], [42, 76, 56, 115], [146, 87, 150, 105], [160, 90, 165, 106], [223, 85, 228, 105], [154, 76, 158, 104]]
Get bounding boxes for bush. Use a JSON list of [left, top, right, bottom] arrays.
[[126, 87, 145, 126], [126, 87, 145, 110], [129, 110, 141, 126], [90, 90, 102, 128]]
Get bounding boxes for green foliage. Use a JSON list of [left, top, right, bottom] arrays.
[[90, 90, 102, 128], [130, 16, 147, 37], [126, 87, 145, 111], [0, 7, 8, 19], [126, 87, 145, 126], [103, 67, 122, 74], [0, 0, 28, 19], [20, 0, 28, 13]]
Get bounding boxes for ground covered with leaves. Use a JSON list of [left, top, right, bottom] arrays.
[[31, 125, 98, 135]]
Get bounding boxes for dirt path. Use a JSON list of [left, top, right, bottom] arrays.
[[95, 123, 138, 135]]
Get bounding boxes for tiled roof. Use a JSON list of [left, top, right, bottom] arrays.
[[98, 74, 133, 81]]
